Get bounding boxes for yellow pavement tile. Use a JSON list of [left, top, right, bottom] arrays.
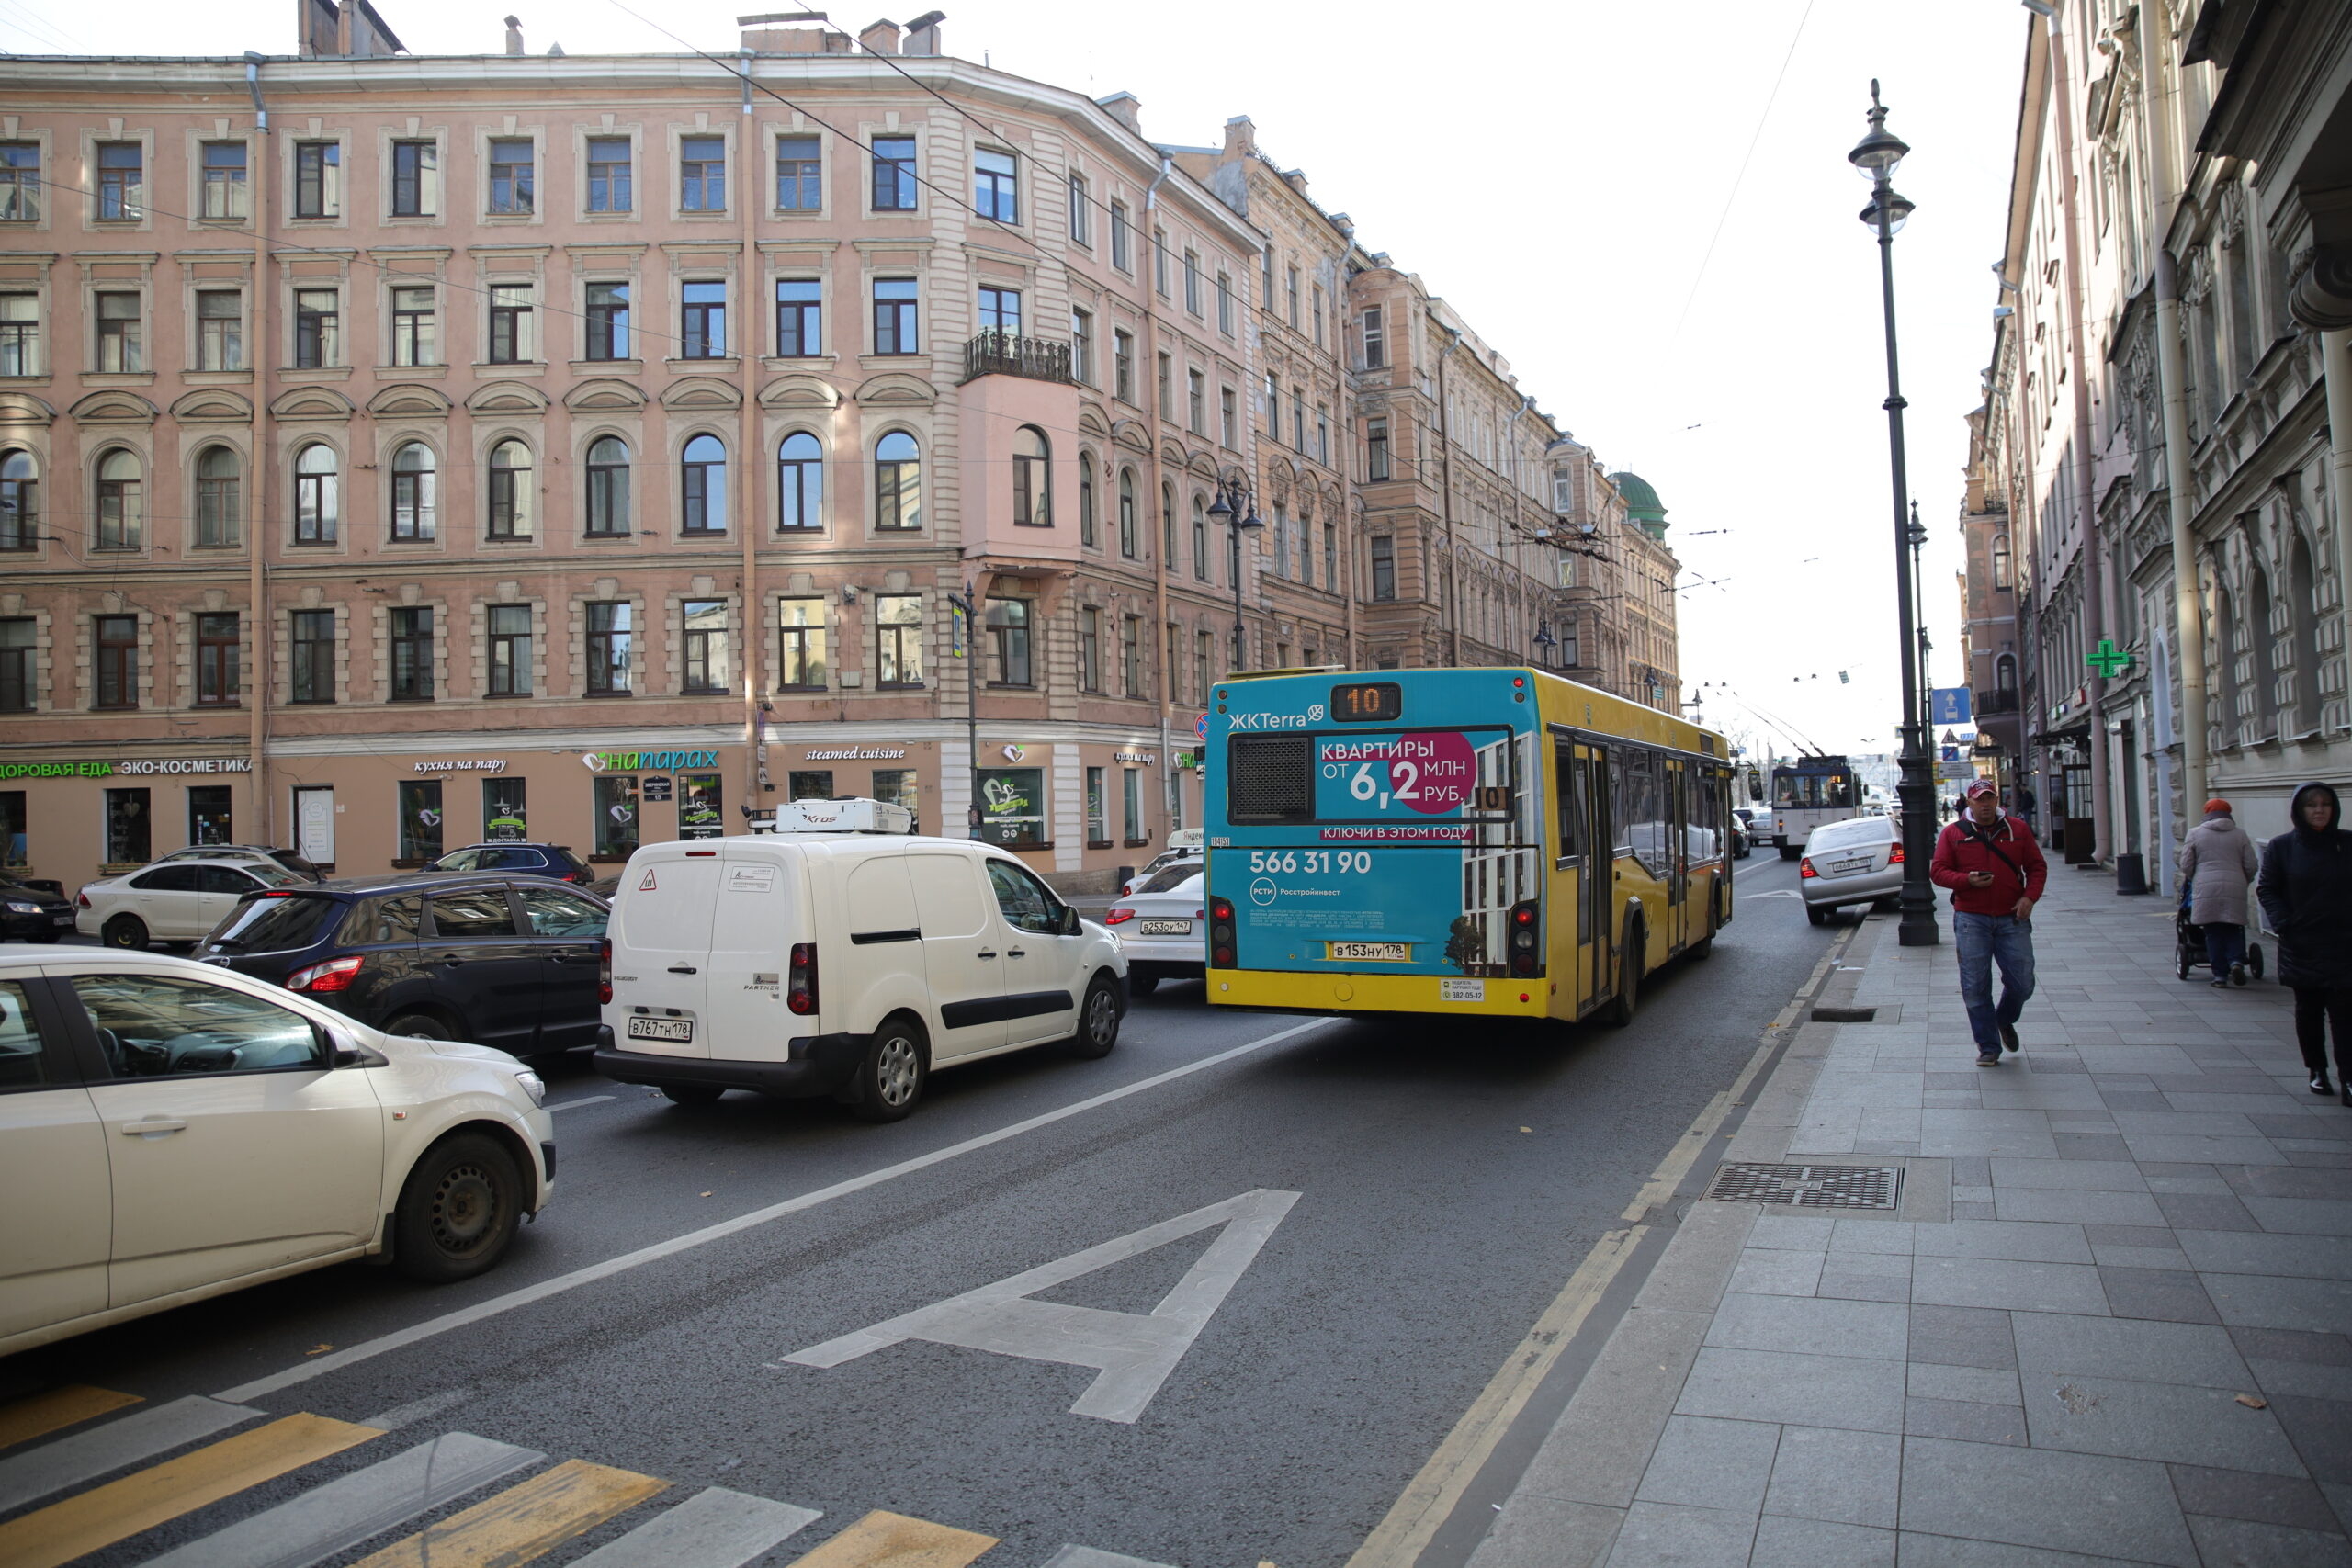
[[0, 1387, 141, 1452], [786, 1509, 999, 1568], [0, 1412, 379, 1568], [349, 1457, 669, 1568]]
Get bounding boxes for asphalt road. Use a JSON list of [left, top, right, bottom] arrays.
[[5, 853, 1839, 1568]]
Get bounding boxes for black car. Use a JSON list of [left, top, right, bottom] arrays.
[[196, 872, 610, 1058], [0, 874, 76, 942], [424, 842, 596, 886]]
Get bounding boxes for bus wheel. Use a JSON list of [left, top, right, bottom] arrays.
[[1601, 924, 1644, 1027], [1685, 935, 1713, 961], [1778, 844, 1801, 862]]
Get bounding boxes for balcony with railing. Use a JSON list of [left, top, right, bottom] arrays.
[[1973, 688, 2020, 716], [962, 330, 1073, 386]]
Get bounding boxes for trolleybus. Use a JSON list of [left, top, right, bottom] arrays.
[[1767, 754, 1861, 860], [1203, 666, 1734, 1025]]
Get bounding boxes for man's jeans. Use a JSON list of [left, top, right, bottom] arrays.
[[1954, 911, 2036, 1051]]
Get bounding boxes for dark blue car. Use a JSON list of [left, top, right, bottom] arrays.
[[424, 843, 596, 886]]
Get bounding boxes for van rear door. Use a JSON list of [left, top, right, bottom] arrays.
[[697, 843, 805, 1065], [607, 847, 723, 1057]]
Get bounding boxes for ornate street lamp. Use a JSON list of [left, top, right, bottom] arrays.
[[1205, 478, 1263, 671], [1851, 80, 1939, 947]]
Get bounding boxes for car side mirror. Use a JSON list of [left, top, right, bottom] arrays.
[[326, 1027, 386, 1069], [1060, 906, 1082, 936]]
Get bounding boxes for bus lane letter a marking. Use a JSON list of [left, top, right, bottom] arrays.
[[775, 1189, 1300, 1423]]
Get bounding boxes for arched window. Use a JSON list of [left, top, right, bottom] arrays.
[[488, 441, 534, 538], [1991, 533, 2011, 590], [1077, 451, 1096, 547], [2211, 582, 2238, 747], [1012, 425, 1049, 526], [390, 442, 435, 541], [192, 446, 240, 547], [292, 444, 336, 546], [1162, 479, 1177, 561], [874, 430, 920, 532], [1995, 653, 2017, 694], [681, 434, 726, 535], [0, 449, 33, 550], [777, 431, 823, 531], [584, 436, 630, 536], [2245, 559, 2278, 735], [1192, 494, 1210, 581], [1116, 468, 1136, 558], [2290, 534, 2322, 733], [94, 450, 142, 545]]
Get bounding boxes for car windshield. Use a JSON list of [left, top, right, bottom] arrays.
[[209, 892, 340, 951], [1137, 863, 1204, 895]]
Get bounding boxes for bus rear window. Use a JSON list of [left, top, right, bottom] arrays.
[[1227, 734, 1314, 823]]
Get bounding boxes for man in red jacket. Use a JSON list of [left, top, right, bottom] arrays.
[[1930, 777, 2051, 1066]]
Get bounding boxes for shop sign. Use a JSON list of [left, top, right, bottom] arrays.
[[0, 757, 252, 780], [1113, 750, 1156, 766], [413, 758, 509, 774], [801, 746, 910, 761], [580, 749, 721, 773]]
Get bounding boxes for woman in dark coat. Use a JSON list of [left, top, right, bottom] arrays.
[[2257, 782, 2352, 1101]]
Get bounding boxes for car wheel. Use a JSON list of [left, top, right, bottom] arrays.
[[392, 1132, 522, 1282], [1128, 967, 1161, 997], [1600, 923, 1643, 1027], [1067, 974, 1122, 1059], [385, 1011, 454, 1041], [1872, 895, 1900, 913], [848, 1015, 927, 1123], [1807, 905, 1829, 926], [662, 1083, 724, 1107], [101, 914, 149, 950]]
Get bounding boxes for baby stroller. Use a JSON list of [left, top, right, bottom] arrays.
[[2175, 874, 2265, 983]]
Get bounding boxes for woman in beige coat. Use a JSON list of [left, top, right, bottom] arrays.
[[2179, 797, 2260, 986]]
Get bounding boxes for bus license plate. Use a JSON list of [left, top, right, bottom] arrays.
[[1441, 978, 1486, 1002], [1330, 941, 1409, 963], [627, 1017, 695, 1043], [1139, 919, 1193, 935]]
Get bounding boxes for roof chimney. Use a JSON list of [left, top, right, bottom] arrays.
[[1095, 91, 1142, 135], [503, 13, 524, 53], [903, 8, 943, 52], [1223, 115, 1255, 156], [858, 17, 899, 52]]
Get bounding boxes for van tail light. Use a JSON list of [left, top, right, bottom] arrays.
[[1104, 907, 1136, 925], [287, 955, 365, 994], [597, 937, 612, 1005], [1888, 843, 1905, 864], [1208, 897, 1236, 969], [1508, 899, 1543, 978], [1800, 858, 1817, 878], [787, 942, 819, 1014]]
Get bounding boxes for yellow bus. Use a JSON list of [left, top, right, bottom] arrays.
[[1203, 666, 1734, 1024]]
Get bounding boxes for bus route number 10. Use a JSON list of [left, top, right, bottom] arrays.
[[1247, 850, 1372, 874]]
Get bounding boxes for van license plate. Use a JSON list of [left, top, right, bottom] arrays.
[[628, 1017, 694, 1043], [1330, 941, 1408, 962], [1138, 919, 1193, 935], [1441, 978, 1485, 1002]]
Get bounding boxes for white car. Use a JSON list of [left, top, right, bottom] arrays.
[[1800, 815, 1905, 925], [1105, 860, 1206, 994], [77, 857, 309, 948], [0, 946, 554, 1356]]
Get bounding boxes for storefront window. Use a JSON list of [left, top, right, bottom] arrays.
[[679, 773, 723, 839], [0, 790, 25, 866], [594, 774, 639, 857], [398, 779, 443, 863], [1086, 766, 1106, 845], [188, 785, 232, 846], [978, 766, 1045, 849], [483, 777, 526, 841], [871, 769, 918, 830], [789, 770, 834, 801], [106, 787, 151, 865], [1123, 768, 1143, 843]]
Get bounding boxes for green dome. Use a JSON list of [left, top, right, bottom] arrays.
[[1609, 470, 1668, 538]]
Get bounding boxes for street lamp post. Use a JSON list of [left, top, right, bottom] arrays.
[[1205, 478, 1263, 672], [1850, 80, 1940, 947]]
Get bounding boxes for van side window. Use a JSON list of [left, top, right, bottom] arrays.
[[986, 860, 1061, 934]]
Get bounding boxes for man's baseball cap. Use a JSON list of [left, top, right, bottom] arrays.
[[1963, 779, 1998, 799]]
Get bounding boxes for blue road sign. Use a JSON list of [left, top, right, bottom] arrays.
[[1931, 687, 1973, 725]]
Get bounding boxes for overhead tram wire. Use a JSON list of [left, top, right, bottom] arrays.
[[1668, 0, 1815, 344]]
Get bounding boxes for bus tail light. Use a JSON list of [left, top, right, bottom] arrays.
[[1800, 857, 1817, 878], [787, 942, 819, 1014], [1208, 897, 1236, 968], [1507, 899, 1543, 978], [597, 937, 612, 1004]]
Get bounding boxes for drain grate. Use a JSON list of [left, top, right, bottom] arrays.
[[1704, 1162, 1904, 1210], [1810, 1006, 1879, 1023]]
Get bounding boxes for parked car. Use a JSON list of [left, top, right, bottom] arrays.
[[1731, 808, 1765, 858], [1104, 860, 1206, 994], [1798, 815, 1904, 925], [197, 873, 610, 1060], [78, 857, 311, 949], [0, 945, 553, 1355], [425, 842, 597, 886], [595, 809, 1126, 1121], [153, 844, 323, 880], [0, 874, 77, 942]]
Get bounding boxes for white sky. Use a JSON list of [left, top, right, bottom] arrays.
[[1, 0, 2029, 760]]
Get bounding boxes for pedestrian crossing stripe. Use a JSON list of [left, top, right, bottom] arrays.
[[0, 1386, 1180, 1568]]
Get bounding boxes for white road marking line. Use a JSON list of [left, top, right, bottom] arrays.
[[0, 1395, 259, 1516], [781, 1189, 1299, 1424], [1041, 1548, 1180, 1568], [138, 1431, 543, 1568], [214, 1019, 1336, 1404], [564, 1485, 821, 1567], [547, 1095, 618, 1112], [357, 1390, 472, 1432]]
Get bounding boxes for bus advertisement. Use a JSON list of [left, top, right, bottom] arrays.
[[1204, 667, 1734, 1026]]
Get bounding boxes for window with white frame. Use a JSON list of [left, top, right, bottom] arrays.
[[195, 290, 241, 371], [199, 141, 248, 220], [776, 277, 821, 355], [487, 138, 534, 214], [390, 286, 435, 367], [389, 442, 435, 540], [974, 148, 1018, 223], [680, 136, 725, 212], [585, 136, 631, 211]]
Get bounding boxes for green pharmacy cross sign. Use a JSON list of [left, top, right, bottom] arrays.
[[2086, 638, 2133, 679]]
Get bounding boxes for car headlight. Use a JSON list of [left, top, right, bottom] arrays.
[[4, 901, 39, 914], [512, 1068, 547, 1107]]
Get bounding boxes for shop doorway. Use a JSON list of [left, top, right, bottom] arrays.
[[483, 777, 527, 841], [295, 785, 335, 866], [2063, 763, 2095, 863]]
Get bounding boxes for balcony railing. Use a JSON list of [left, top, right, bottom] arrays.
[[962, 330, 1073, 386], [1973, 688, 2020, 716]]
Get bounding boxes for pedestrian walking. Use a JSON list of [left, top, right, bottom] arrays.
[[2177, 797, 2260, 987], [1930, 777, 2049, 1066], [2256, 782, 2352, 1102]]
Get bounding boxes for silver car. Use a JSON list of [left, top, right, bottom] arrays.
[[1800, 816, 1903, 925], [1104, 859, 1205, 995]]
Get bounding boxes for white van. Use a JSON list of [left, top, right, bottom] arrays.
[[592, 819, 1126, 1122]]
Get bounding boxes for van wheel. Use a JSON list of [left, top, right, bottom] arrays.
[[102, 915, 149, 950], [392, 1132, 521, 1282], [1779, 845, 1801, 861], [386, 1011, 453, 1041], [1600, 924, 1643, 1027], [848, 1017, 926, 1123], [1067, 974, 1122, 1059], [662, 1084, 724, 1107]]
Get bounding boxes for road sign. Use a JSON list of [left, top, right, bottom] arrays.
[[1937, 761, 1974, 783], [1196, 714, 1208, 740], [1931, 688, 1973, 725], [1941, 746, 1959, 762]]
